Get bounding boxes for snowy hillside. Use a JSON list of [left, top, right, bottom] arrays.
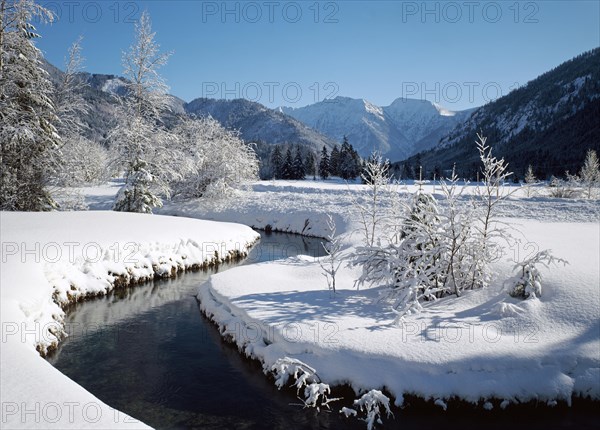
[[401, 48, 600, 179], [282, 96, 473, 161], [185, 98, 337, 153]]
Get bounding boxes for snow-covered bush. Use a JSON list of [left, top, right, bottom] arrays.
[[351, 390, 393, 430], [267, 357, 339, 411], [171, 116, 259, 199], [547, 174, 580, 198], [508, 250, 568, 299]]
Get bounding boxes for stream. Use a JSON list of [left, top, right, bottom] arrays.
[[46, 231, 597, 429], [46, 231, 365, 429]]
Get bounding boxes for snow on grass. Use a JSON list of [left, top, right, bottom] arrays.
[[0, 211, 259, 429], [187, 180, 599, 419]]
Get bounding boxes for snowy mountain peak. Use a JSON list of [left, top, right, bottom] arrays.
[[363, 99, 384, 118], [101, 77, 128, 96], [432, 102, 457, 117], [282, 96, 473, 161]]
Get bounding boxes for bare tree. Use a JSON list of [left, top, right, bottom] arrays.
[[319, 214, 343, 295]]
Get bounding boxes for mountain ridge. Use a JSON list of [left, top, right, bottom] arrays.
[[281, 96, 474, 161]]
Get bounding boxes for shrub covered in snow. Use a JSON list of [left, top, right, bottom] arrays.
[[267, 357, 340, 411], [508, 250, 568, 299]]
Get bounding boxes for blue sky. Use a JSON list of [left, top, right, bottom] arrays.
[[37, 1, 599, 110]]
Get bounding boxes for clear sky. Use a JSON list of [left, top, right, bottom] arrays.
[[36, 0, 600, 111]]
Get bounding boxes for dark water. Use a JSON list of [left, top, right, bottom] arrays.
[[47, 231, 598, 430]]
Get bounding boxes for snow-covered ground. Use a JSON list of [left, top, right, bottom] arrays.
[[0, 212, 259, 429], [2, 179, 598, 429], [158, 180, 599, 420]]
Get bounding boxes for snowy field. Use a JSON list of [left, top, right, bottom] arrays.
[[0, 212, 259, 429], [1, 179, 598, 429]]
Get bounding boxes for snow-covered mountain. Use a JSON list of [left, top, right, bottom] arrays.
[[281, 97, 473, 161], [399, 48, 600, 179], [185, 98, 337, 152]]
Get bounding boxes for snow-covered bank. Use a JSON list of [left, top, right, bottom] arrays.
[[156, 181, 599, 239], [199, 219, 599, 411], [1, 211, 259, 429]]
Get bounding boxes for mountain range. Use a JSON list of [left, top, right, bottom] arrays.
[[281, 97, 474, 161], [44, 47, 599, 180]]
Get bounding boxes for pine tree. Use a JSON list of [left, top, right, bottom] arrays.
[[579, 149, 600, 199], [305, 151, 316, 180], [330, 145, 340, 177], [339, 137, 361, 180], [0, 0, 59, 211], [111, 11, 176, 213], [281, 147, 294, 180], [270, 145, 283, 179], [319, 146, 330, 179], [292, 145, 305, 179]]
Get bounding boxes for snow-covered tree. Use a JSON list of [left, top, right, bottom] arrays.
[[319, 145, 329, 179], [110, 11, 176, 213], [353, 135, 520, 319], [523, 164, 537, 197], [579, 149, 600, 199], [48, 38, 108, 193], [471, 133, 513, 290], [0, 0, 59, 211], [171, 116, 258, 199], [52, 37, 88, 138], [355, 153, 391, 247]]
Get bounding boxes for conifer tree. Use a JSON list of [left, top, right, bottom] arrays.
[[0, 0, 59, 210], [270, 145, 283, 179], [319, 146, 330, 179]]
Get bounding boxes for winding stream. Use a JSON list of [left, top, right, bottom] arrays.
[[46, 231, 597, 429], [46, 231, 365, 429]]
